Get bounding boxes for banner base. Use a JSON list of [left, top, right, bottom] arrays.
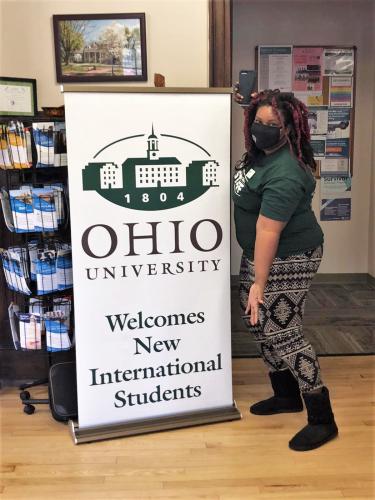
[[69, 402, 242, 444]]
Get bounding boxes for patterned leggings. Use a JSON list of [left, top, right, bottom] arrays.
[[239, 245, 324, 393]]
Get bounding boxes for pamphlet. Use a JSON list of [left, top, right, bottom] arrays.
[[32, 122, 54, 167], [17, 312, 42, 350], [56, 249, 73, 290], [8, 303, 20, 350], [7, 121, 29, 168], [35, 249, 58, 295], [0, 189, 15, 231], [9, 188, 34, 232], [32, 188, 58, 232], [1, 248, 32, 295], [53, 122, 67, 166], [0, 124, 12, 169], [44, 312, 71, 352]]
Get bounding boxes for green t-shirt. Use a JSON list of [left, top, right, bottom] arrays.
[[232, 144, 324, 259]]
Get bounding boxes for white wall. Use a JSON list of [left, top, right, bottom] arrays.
[[232, 0, 375, 275], [0, 0, 209, 106]]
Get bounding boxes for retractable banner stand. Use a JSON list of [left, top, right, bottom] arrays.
[[63, 87, 241, 444]]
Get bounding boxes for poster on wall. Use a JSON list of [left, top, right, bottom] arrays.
[[329, 77, 353, 107], [320, 158, 349, 176], [294, 92, 324, 106], [325, 138, 350, 158], [292, 47, 323, 92], [311, 135, 326, 158], [63, 89, 238, 439], [258, 46, 292, 91], [320, 174, 351, 221], [323, 49, 354, 76], [327, 108, 351, 138], [307, 106, 328, 135]]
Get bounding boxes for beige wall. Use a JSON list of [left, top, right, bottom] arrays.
[[369, 3, 375, 278], [0, 0, 209, 105], [1, 0, 374, 276], [232, 0, 375, 274]]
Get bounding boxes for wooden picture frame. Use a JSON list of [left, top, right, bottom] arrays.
[[0, 77, 38, 118], [53, 13, 148, 83]]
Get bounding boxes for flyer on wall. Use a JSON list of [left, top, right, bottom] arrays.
[[323, 49, 354, 76], [320, 174, 351, 221], [325, 138, 350, 158], [292, 47, 323, 92], [294, 92, 324, 106], [329, 77, 353, 107], [311, 135, 326, 158], [258, 45, 292, 91], [320, 158, 349, 176], [327, 108, 351, 138], [307, 106, 328, 135]]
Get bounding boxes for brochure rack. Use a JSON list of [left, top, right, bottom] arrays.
[[0, 115, 74, 415]]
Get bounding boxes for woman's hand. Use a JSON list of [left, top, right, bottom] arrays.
[[245, 283, 264, 326], [233, 82, 244, 104], [233, 83, 259, 104]]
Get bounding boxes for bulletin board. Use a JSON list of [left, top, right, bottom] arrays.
[[255, 45, 356, 221]]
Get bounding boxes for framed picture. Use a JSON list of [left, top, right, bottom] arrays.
[[53, 13, 147, 83], [0, 77, 38, 117]]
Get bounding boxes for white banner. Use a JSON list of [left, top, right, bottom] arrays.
[[64, 90, 234, 430]]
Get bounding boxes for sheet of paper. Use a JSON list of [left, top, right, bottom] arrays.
[[0, 82, 33, 114], [329, 77, 353, 107], [308, 106, 328, 135], [311, 135, 326, 157], [320, 174, 351, 221], [258, 46, 292, 91], [324, 49, 354, 76], [321, 158, 349, 175], [325, 138, 349, 158], [327, 107, 351, 138], [292, 47, 323, 92]]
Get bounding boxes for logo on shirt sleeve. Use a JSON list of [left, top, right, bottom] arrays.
[[233, 168, 256, 196]]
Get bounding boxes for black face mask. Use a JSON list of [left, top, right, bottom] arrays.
[[250, 122, 282, 150]]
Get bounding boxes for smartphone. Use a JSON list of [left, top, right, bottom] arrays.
[[239, 70, 257, 106]]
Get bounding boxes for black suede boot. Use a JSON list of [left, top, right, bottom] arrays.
[[250, 369, 303, 415], [289, 386, 338, 451]]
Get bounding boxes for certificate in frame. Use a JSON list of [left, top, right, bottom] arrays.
[[0, 77, 38, 117]]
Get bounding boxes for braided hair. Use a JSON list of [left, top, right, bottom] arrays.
[[236, 89, 316, 173]]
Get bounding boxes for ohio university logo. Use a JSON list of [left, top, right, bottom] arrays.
[[82, 125, 220, 210]]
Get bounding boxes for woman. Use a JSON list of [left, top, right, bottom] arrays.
[[232, 87, 338, 451]]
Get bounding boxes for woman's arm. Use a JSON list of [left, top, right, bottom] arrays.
[[245, 214, 287, 325]]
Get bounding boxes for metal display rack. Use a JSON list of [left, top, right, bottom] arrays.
[[0, 114, 74, 414]]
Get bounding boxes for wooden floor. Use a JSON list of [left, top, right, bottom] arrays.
[[1, 356, 374, 499]]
